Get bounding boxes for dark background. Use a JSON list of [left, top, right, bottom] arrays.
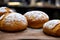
[[0, 0, 60, 20]]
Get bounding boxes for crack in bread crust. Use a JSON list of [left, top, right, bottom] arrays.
[[43, 23, 60, 36]]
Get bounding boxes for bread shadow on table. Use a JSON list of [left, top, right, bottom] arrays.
[[28, 26, 42, 29], [43, 31, 60, 38], [18, 39, 40, 40], [0, 28, 27, 33]]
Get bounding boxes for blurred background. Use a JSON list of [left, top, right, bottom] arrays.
[[0, 0, 60, 20]]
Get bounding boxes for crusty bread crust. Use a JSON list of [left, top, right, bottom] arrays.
[[24, 11, 49, 29], [0, 13, 28, 32], [0, 7, 15, 16], [43, 23, 60, 36]]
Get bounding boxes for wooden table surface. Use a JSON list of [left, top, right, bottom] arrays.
[[0, 28, 60, 40]]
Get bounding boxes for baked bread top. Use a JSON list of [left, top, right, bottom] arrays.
[[43, 20, 60, 29], [0, 13, 27, 25], [0, 7, 15, 13], [24, 11, 49, 21]]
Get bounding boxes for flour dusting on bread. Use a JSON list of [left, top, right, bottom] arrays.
[[43, 20, 60, 29], [4, 13, 27, 25], [24, 11, 49, 21]]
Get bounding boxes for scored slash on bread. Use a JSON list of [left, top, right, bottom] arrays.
[[0, 7, 16, 16], [43, 20, 60, 36], [0, 7, 28, 32], [43, 20, 60, 29], [0, 13, 28, 32]]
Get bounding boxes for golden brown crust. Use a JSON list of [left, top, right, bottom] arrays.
[[0, 20, 27, 31], [52, 24, 60, 36], [0, 7, 13, 16], [25, 15, 49, 29], [5, 8, 12, 13], [28, 20, 48, 29], [0, 12, 4, 16], [0, 13, 28, 32], [43, 23, 60, 36]]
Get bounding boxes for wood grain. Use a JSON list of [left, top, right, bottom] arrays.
[[0, 28, 60, 40]]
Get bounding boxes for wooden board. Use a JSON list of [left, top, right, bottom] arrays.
[[0, 28, 60, 40]]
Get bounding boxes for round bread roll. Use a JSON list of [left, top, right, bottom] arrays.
[[0, 13, 28, 32], [24, 11, 49, 29], [0, 7, 15, 16], [43, 20, 60, 36]]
